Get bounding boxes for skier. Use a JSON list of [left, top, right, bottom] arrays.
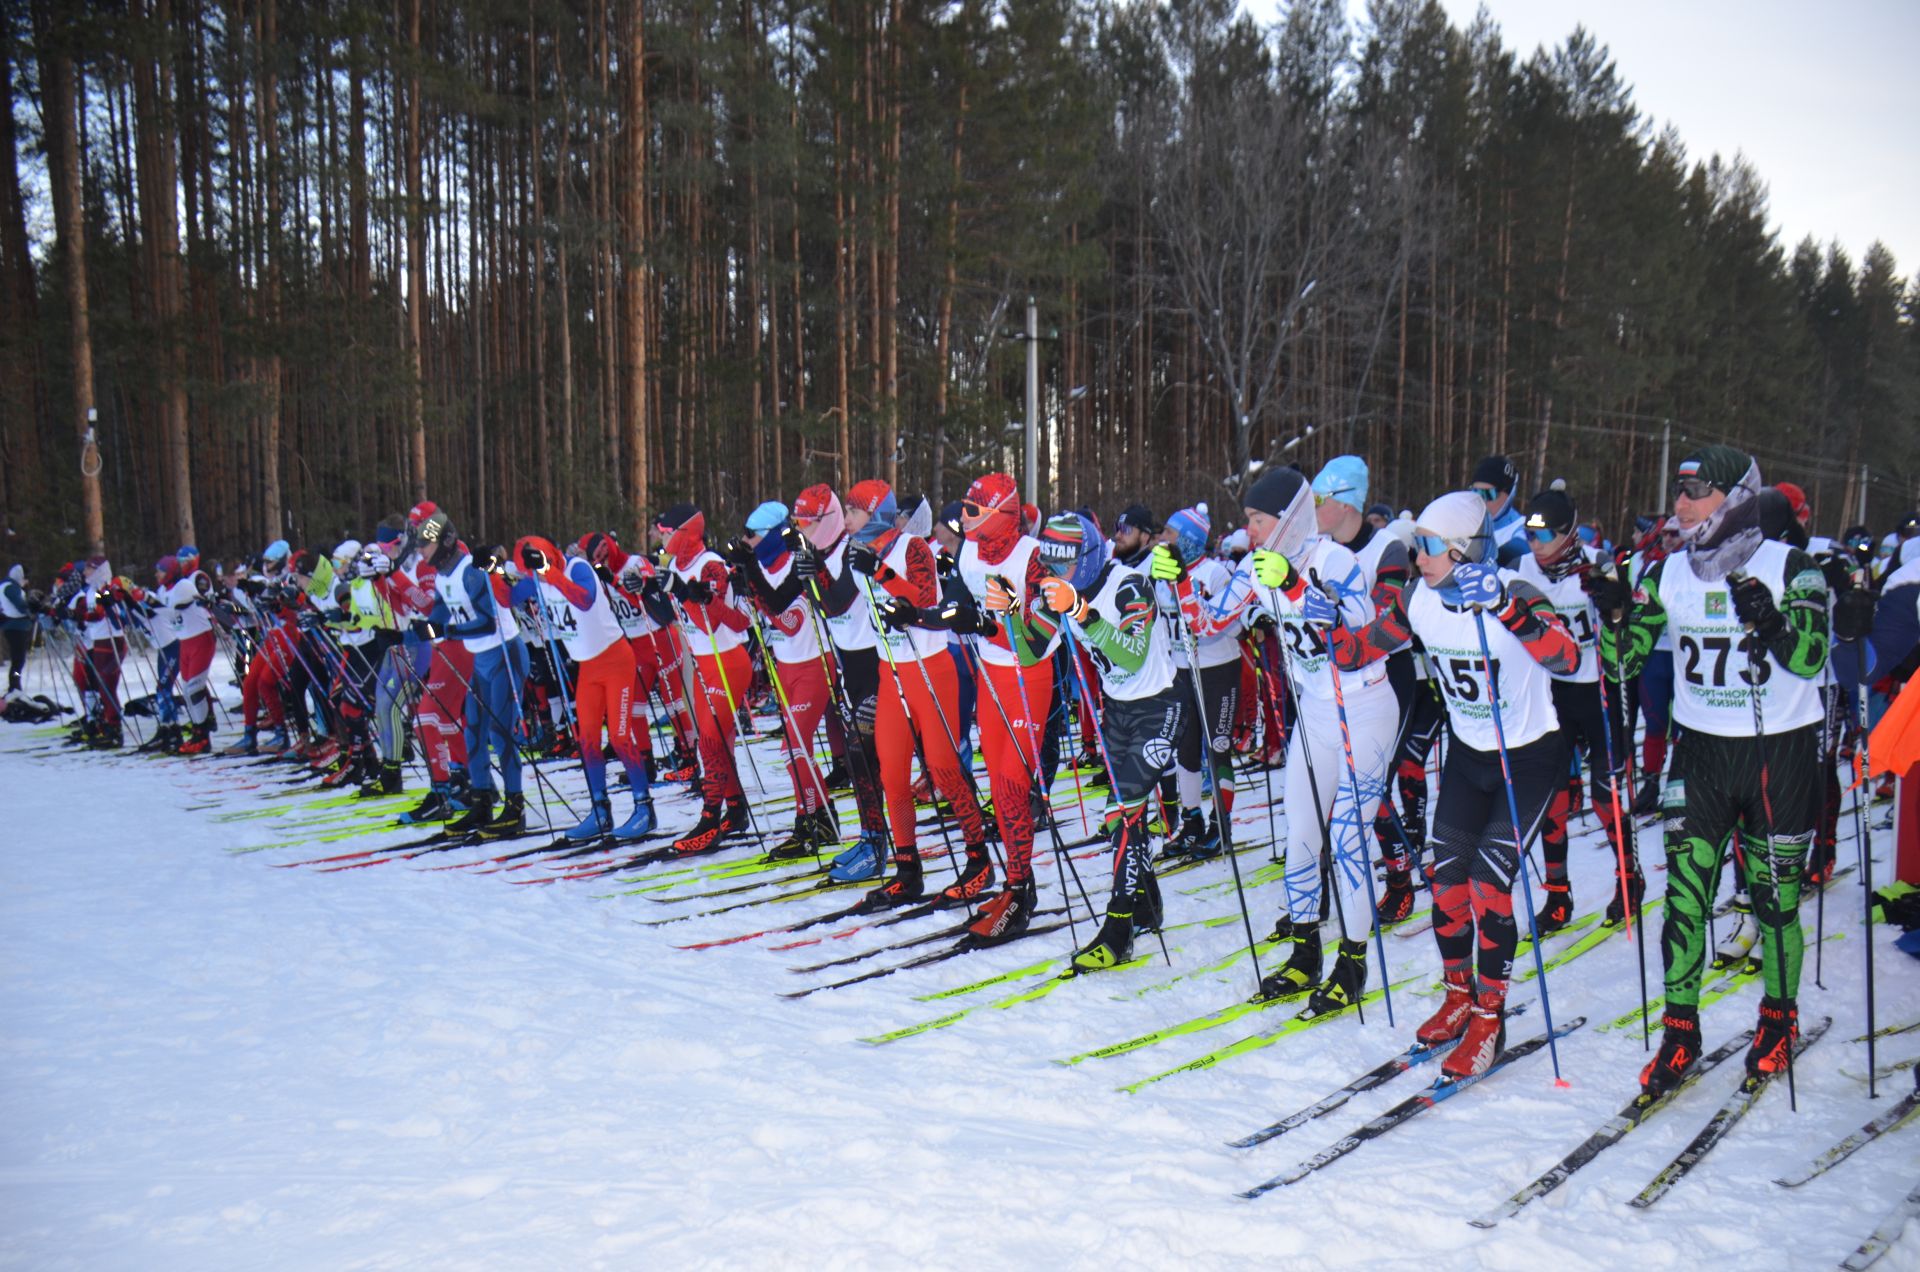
[[1151, 504, 1244, 863], [1329, 490, 1579, 1075], [1515, 488, 1640, 928], [657, 504, 754, 855], [789, 484, 897, 883], [161, 546, 218, 754], [1471, 455, 1527, 566], [420, 511, 529, 838], [1594, 446, 1830, 1090], [724, 502, 841, 860], [2, 564, 32, 696], [1030, 510, 1186, 970], [842, 484, 994, 907], [511, 535, 657, 842]]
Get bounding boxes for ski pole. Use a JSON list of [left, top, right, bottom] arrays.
[[1472, 607, 1566, 1083], [666, 583, 769, 830], [1856, 683, 1877, 1099], [1592, 589, 1652, 1050]]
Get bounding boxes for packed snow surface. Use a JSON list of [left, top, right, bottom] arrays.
[[2, 681, 1917, 1270]]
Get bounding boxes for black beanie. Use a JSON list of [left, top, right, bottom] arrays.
[[1245, 468, 1307, 518], [1471, 455, 1518, 494], [1524, 490, 1576, 538]]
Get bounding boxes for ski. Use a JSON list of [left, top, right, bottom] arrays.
[[1774, 1082, 1920, 1188], [859, 940, 1160, 1046], [1113, 975, 1424, 1093], [1840, 1178, 1920, 1271], [1469, 1029, 1753, 1227], [1229, 1036, 1464, 1149], [780, 920, 1073, 999], [1238, 1017, 1586, 1198], [1628, 1015, 1833, 1208], [1851, 1016, 1920, 1045], [1845, 1055, 1920, 1084]]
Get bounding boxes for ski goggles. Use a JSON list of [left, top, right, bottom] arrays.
[[1313, 487, 1358, 507], [1471, 486, 1503, 502], [1412, 533, 1455, 559], [1526, 524, 1562, 544]]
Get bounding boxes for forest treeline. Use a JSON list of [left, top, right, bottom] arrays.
[[3, 0, 1916, 568]]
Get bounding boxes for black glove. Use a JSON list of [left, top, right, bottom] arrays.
[[935, 551, 957, 580], [1248, 610, 1278, 638], [1833, 588, 1876, 642], [1820, 555, 1854, 595], [1581, 560, 1630, 620], [681, 577, 714, 605], [411, 618, 439, 641], [296, 608, 322, 631], [791, 550, 822, 583], [1729, 573, 1785, 641], [721, 538, 754, 567], [847, 543, 881, 577], [667, 574, 691, 602], [878, 596, 918, 632]]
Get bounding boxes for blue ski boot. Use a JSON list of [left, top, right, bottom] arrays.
[[828, 831, 886, 883], [612, 795, 658, 841], [565, 798, 612, 843]]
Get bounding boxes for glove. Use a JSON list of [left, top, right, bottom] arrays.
[[1581, 559, 1630, 622], [878, 596, 918, 632], [1037, 575, 1088, 622], [681, 577, 715, 605], [1148, 544, 1185, 583], [296, 608, 322, 631], [1251, 549, 1296, 591], [791, 547, 822, 584], [847, 543, 882, 577], [363, 550, 394, 578], [1820, 555, 1854, 595], [983, 575, 1018, 614], [935, 551, 957, 580], [1298, 584, 1339, 627], [720, 537, 752, 566], [1729, 573, 1785, 640], [937, 598, 996, 638], [1450, 561, 1507, 611], [1833, 588, 1875, 642], [1248, 608, 1278, 638]]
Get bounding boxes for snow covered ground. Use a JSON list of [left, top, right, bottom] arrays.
[[2, 663, 1917, 1270]]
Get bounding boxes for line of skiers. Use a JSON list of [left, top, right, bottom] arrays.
[[8, 444, 1918, 1087]]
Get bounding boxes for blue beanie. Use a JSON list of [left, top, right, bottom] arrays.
[[746, 501, 789, 534], [1166, 505, 1210, 565], [1312, 456, 1369, 513]]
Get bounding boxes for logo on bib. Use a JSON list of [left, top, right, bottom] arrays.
[[1705, 591, 1727, 618]]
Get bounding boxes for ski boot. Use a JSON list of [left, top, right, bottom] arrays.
[[359, 761, 403, 798], [446, 790, 496, 838], [1746, 996, 1799, 1081], [259, 726, 291, 755], [477, 792, 526, 839], [175, 722, 212, 756], [939, 844, 995, 905], [222, 728, 259, 757], [400, 782, 454, 825], [859, 851, 925, 912], [1376, 869, 1418, 925], [821, 760, 851, 791], [1158, 809, 1208, 863], [612, 794, 658, 842], [1441, 986, 1507, 1080], [827, 830, 885, 882], [1071, 909, 1137, 972], [1534, 880, 1574, 934], [88, 721, 124, 750], [966, 879, 1037, 945], [1639, 1007, 1701, 1096], [1266, 913, 1303, 945], [768, 808, 835, 862], [564, 798, 613, 843], [1305, 939, 1369, 1017], [1417, 969, 1476, 1046], [136, 723, 178, 754], [1632, 772, 1661, 816], [1711, 900, 1756, 969], [1030, 792, 1055, 834], [1605, 859, 1646, 927], [675, 805, 729, 857], [1255, 926, 1323, 1001]]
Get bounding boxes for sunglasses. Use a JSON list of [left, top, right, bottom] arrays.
[[1472, 487, 1502, 502], [960, 500, 987, 519], [1676, 477, 1718, 501]]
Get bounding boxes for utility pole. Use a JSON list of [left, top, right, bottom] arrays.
[[1024, 296, 1039, 510]]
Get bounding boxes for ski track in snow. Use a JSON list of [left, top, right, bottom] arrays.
[[2, 662, 1918, 1270]]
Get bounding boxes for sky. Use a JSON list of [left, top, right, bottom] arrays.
[[1245, 0, 1920, 276]]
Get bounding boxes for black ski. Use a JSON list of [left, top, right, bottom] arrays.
[[1775, 1076, 1920, 1188], [1841, 1178, 1920, 1270], [1470, 1029, 1753, 1227], [1238, 1017, 1586, 1199], [780, 920, 1074, 999], [1629, 1015, 1832, 1208]]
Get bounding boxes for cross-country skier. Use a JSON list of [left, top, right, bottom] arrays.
[[1594, 446, 1830, 1090]]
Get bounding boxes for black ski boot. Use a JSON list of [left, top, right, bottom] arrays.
[[1606, 859, 1646, 926], [360, 760, 403, 798], [1640, 1006, 1702, 1096], [1534, 881, 1574, 934], [477, 792, 526, 839], [767, 808, 834, 861], [1747, 996, 1799, 1081], [1158, 809, 1207, 863], [965, 879, 1037, 945], [1632, 772, 1660, 816], [1266, 913, 1303, 945], [674, 805, 726, 856], [939, 844, 995, 906], [860, 851, 925, 912], [137, 723, 178, 754], [1255, 926, 1323, 1001], [1376, 869, 1417, 925], [1071, 909, 1137, 972], [1305, 939, 1369, 1017], [446, 790, 496, 838], [821, 760, 851, 791]]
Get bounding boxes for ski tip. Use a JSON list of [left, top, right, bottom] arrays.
[[1554, 1078, 1573, 1089]]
